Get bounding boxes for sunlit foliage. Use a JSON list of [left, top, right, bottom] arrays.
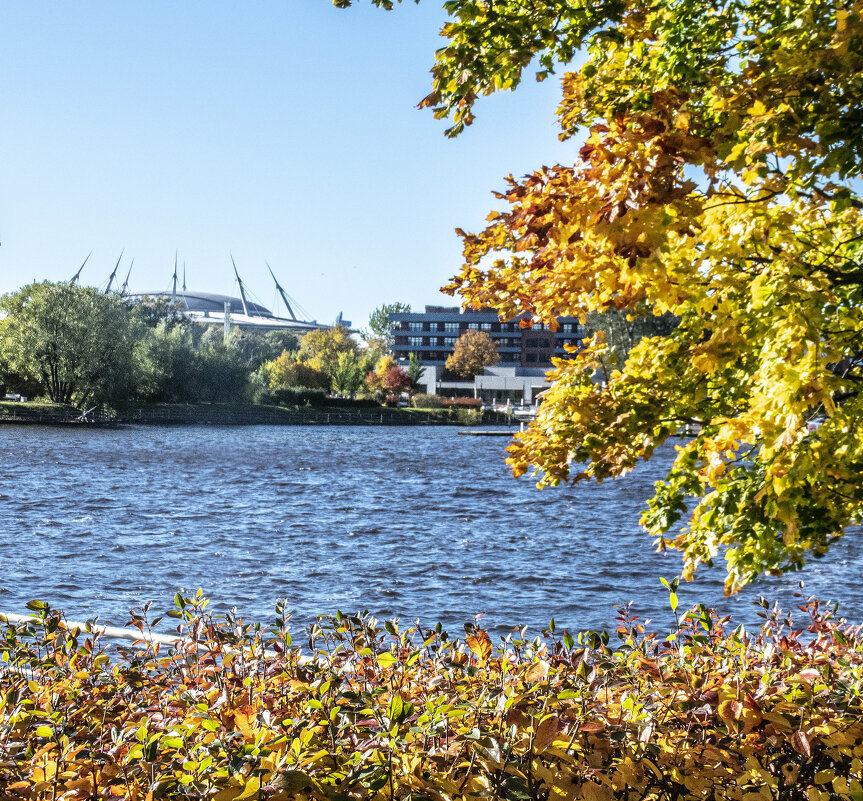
[[3, 592, 863, 799], [445, 330, 500, 378], [365, 354, 413, 399], [299, 327, 360, 378], [265, 351, 331, 392], [340, 0, 863, 592]]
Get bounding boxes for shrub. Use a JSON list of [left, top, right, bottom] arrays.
[[442, 396, 482, 408], [2, 594, 863, 800], [456, 407, 480, 425], [258, 386, 328, 406], [412, 393, 444, 408], [319, 395, 380, 409]]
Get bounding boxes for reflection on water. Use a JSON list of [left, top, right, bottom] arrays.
[[1, 425, 860, 635]]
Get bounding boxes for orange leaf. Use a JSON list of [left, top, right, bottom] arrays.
[[466, 630, 492, 661], [525, 660, 549, 683], [717, 698, 741, 731], [233, 705, 257, 739]]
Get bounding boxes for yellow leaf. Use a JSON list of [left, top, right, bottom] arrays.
[[236, 777, 261, 800]]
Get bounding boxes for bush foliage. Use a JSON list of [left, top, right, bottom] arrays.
[[412, 394, 444, 409], [441, 397, 482, 409], [2, 593, 863, 800]]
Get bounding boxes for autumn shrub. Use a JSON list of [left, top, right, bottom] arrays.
[[442, 396, 482, 409], [2, 593, 863, 800], [412, 393, 444, 409]]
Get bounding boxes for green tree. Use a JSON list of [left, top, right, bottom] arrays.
[[0, 282, 140, 406], [363, 302, 411, 352], [330, 350, 366, 397], [343, 0, 863, 592], [445, 330, 500, 378], [132, 294, 190, 330], [407, 351, 425, 392], [231, 328, 301, 370], [132, 321, 198, 403]]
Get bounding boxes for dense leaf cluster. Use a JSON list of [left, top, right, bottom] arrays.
[[2, 593, 863, 799], [337, 0, 863, 590]]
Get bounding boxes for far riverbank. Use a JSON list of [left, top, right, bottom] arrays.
[[0, 400, 513, 427]]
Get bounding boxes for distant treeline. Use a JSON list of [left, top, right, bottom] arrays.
[[0, 281, 402, 409]]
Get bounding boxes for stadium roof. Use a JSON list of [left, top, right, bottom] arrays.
[[130, 290, 274, 318]]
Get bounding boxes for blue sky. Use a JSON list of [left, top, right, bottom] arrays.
[[0, 1, 577, 328]]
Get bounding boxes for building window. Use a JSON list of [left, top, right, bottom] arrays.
[[408, 337, 423, 347], [444, 322, 459, 333], [444, 337, 457, 346], [479, 322, 492, 331], [468, 323, 479, 329], [408, 322, 423, 331]]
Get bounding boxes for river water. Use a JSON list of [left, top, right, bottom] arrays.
[[1, 425, 861, 637]]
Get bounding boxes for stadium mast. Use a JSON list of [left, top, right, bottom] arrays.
[[266, 262, 297, 321], [120, 260, 134, 295], [104, 250, 124, 294], [230, 255, 250, 317], [171, 253, 178, 303], [69, 251, 92, 285]]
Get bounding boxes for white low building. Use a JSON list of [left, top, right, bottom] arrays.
[[414, 364, 552, 405]]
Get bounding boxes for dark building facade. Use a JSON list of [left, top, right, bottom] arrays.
[[391, 306, 585, 367]]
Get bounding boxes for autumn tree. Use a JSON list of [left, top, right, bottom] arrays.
[[445, 330, 500, 378], [266, 350, 330, 391], [365, 354, 412, 400], [585, 309, 678, 385], [342, 0, 863, 592], [299, 325, 359, 377]]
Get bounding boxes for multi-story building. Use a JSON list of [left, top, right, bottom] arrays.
[[391, 306, 584, 367], [390, 306, 586, 404]]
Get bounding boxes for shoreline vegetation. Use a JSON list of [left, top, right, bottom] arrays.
[[0, 400, 513, 428], [2, 593, 862, 799]]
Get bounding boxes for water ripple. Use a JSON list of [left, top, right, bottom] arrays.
[[0, 425, 861, 635]]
